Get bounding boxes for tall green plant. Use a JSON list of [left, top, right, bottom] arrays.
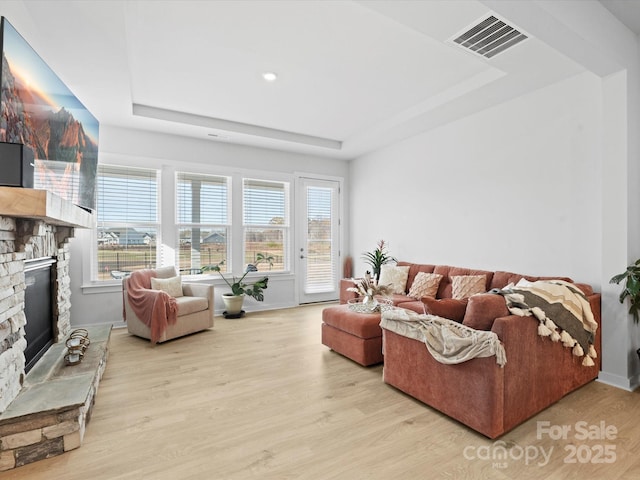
[[203, 253, 274, 301], [610, 259, 640, 323], [362, 240, 396, 281]]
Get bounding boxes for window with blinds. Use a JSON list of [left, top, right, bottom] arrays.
[[243, 178, 289, 272], [95, 165, 159, 281], [176, 172, 230, 274]]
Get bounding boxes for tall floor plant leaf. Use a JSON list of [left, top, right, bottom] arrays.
[[610, 259, 640, 323]]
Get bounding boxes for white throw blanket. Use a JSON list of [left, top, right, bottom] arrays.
[[381, 309, 506, 367]]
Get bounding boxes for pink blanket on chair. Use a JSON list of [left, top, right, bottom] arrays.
[[124, 269, 178, 344]]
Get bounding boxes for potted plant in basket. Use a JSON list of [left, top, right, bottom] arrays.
[[204, 252, 273, 318]]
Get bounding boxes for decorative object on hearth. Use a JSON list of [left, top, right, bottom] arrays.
[[361, 240, 396, 282], [64, 329, 90, 366]]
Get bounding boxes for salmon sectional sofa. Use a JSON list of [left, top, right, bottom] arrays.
[[338, 261, 601, 438]]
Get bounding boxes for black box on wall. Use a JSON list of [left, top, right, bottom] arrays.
[[0, 142, 34, 188]]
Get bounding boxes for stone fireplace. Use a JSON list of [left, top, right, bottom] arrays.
[[0, 187, 109, 471], [0, 216, 74, 413]]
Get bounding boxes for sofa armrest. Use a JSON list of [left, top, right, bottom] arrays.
[[182, 282, 213, 302], [492, 293, 602, 362], [182, 282, 211, 297], [491, 314, 536, 348], [340, 278, 358, 304], [182, 283, 214, 308], [491, 313, 570, 431]]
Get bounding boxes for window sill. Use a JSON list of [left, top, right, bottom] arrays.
[[81, 271, 294, 295], [81, 281, 123, 295]]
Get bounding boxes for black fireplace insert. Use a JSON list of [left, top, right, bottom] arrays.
[[23, 257, 55, 373]]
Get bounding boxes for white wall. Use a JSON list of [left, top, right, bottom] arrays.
[[349, 72, 602, 284], [599, 71, 634, 390], [69, 127, 349, 329], [349, 1, 640, 391], [483, 0, 640, 393]]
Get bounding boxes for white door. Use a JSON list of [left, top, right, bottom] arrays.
[[297, 177, 340, 303]]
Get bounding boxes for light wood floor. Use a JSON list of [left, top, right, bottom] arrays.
[[5, 304, 640, 479]]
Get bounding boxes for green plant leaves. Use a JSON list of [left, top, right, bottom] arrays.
[[202, 255, 270, 301], [610, 260, 640, 323], [361, 240, 396, 280], [243, 277, 268, 301]]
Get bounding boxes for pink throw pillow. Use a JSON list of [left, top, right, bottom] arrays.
[[462, 294, 509, 331]]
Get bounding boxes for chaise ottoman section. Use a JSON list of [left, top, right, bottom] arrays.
[[321, 304, 383, 366]]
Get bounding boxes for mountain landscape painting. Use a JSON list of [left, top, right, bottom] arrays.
[[0, 17, 99, 211]]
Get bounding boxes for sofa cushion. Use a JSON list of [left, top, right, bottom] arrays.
[[490, 270, 574, 290], [515, 278, 592, 296], [175, 295, 208, 316], [462, 293, 510, 330], [151, 275, 184, 298], [407, 272, 442, 299], [395, 300, 426, 314], [379, 265, 410, 294], [433, 266, 494, 298], [387, 293, 412, 305], [398, 262, 437, 292], [451, 275, 486, 300], [490, 271, 532, 290], [421, 297, 468, 322], [573, 283, 594, 296], [155, 265, 179, 279], [322, 305, 382, 339]]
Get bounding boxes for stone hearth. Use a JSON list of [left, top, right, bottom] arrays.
[[0, 187, 101, 471], [0, 325, 110, 470]]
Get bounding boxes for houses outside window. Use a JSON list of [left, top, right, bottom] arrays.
[[95, 165, 159, 281], [176, 172, 230, 274], [243, 178, 289, 272]]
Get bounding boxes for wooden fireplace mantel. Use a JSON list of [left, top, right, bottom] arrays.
[[0, 187, 94, 228]]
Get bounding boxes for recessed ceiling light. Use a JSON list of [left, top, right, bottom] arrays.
[[262, 72, 278, 82]]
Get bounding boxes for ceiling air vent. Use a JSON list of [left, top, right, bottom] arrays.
[[452, 15, 528, 59]]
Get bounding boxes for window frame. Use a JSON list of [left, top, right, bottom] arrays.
[[242, 177, 291, 274], [84, 160, 295, 289], [175, 171, 231, 275]]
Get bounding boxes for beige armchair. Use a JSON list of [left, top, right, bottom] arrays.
[[123, 266, 214, 343]]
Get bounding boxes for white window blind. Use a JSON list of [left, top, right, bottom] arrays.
[[305, 186, 335, 293], [95, 165, 159, 281], [176, 172, 230, 274], [243, 178, 289, 272]]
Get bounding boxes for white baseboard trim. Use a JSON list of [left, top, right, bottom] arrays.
[[597, 371, 639, 392]]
